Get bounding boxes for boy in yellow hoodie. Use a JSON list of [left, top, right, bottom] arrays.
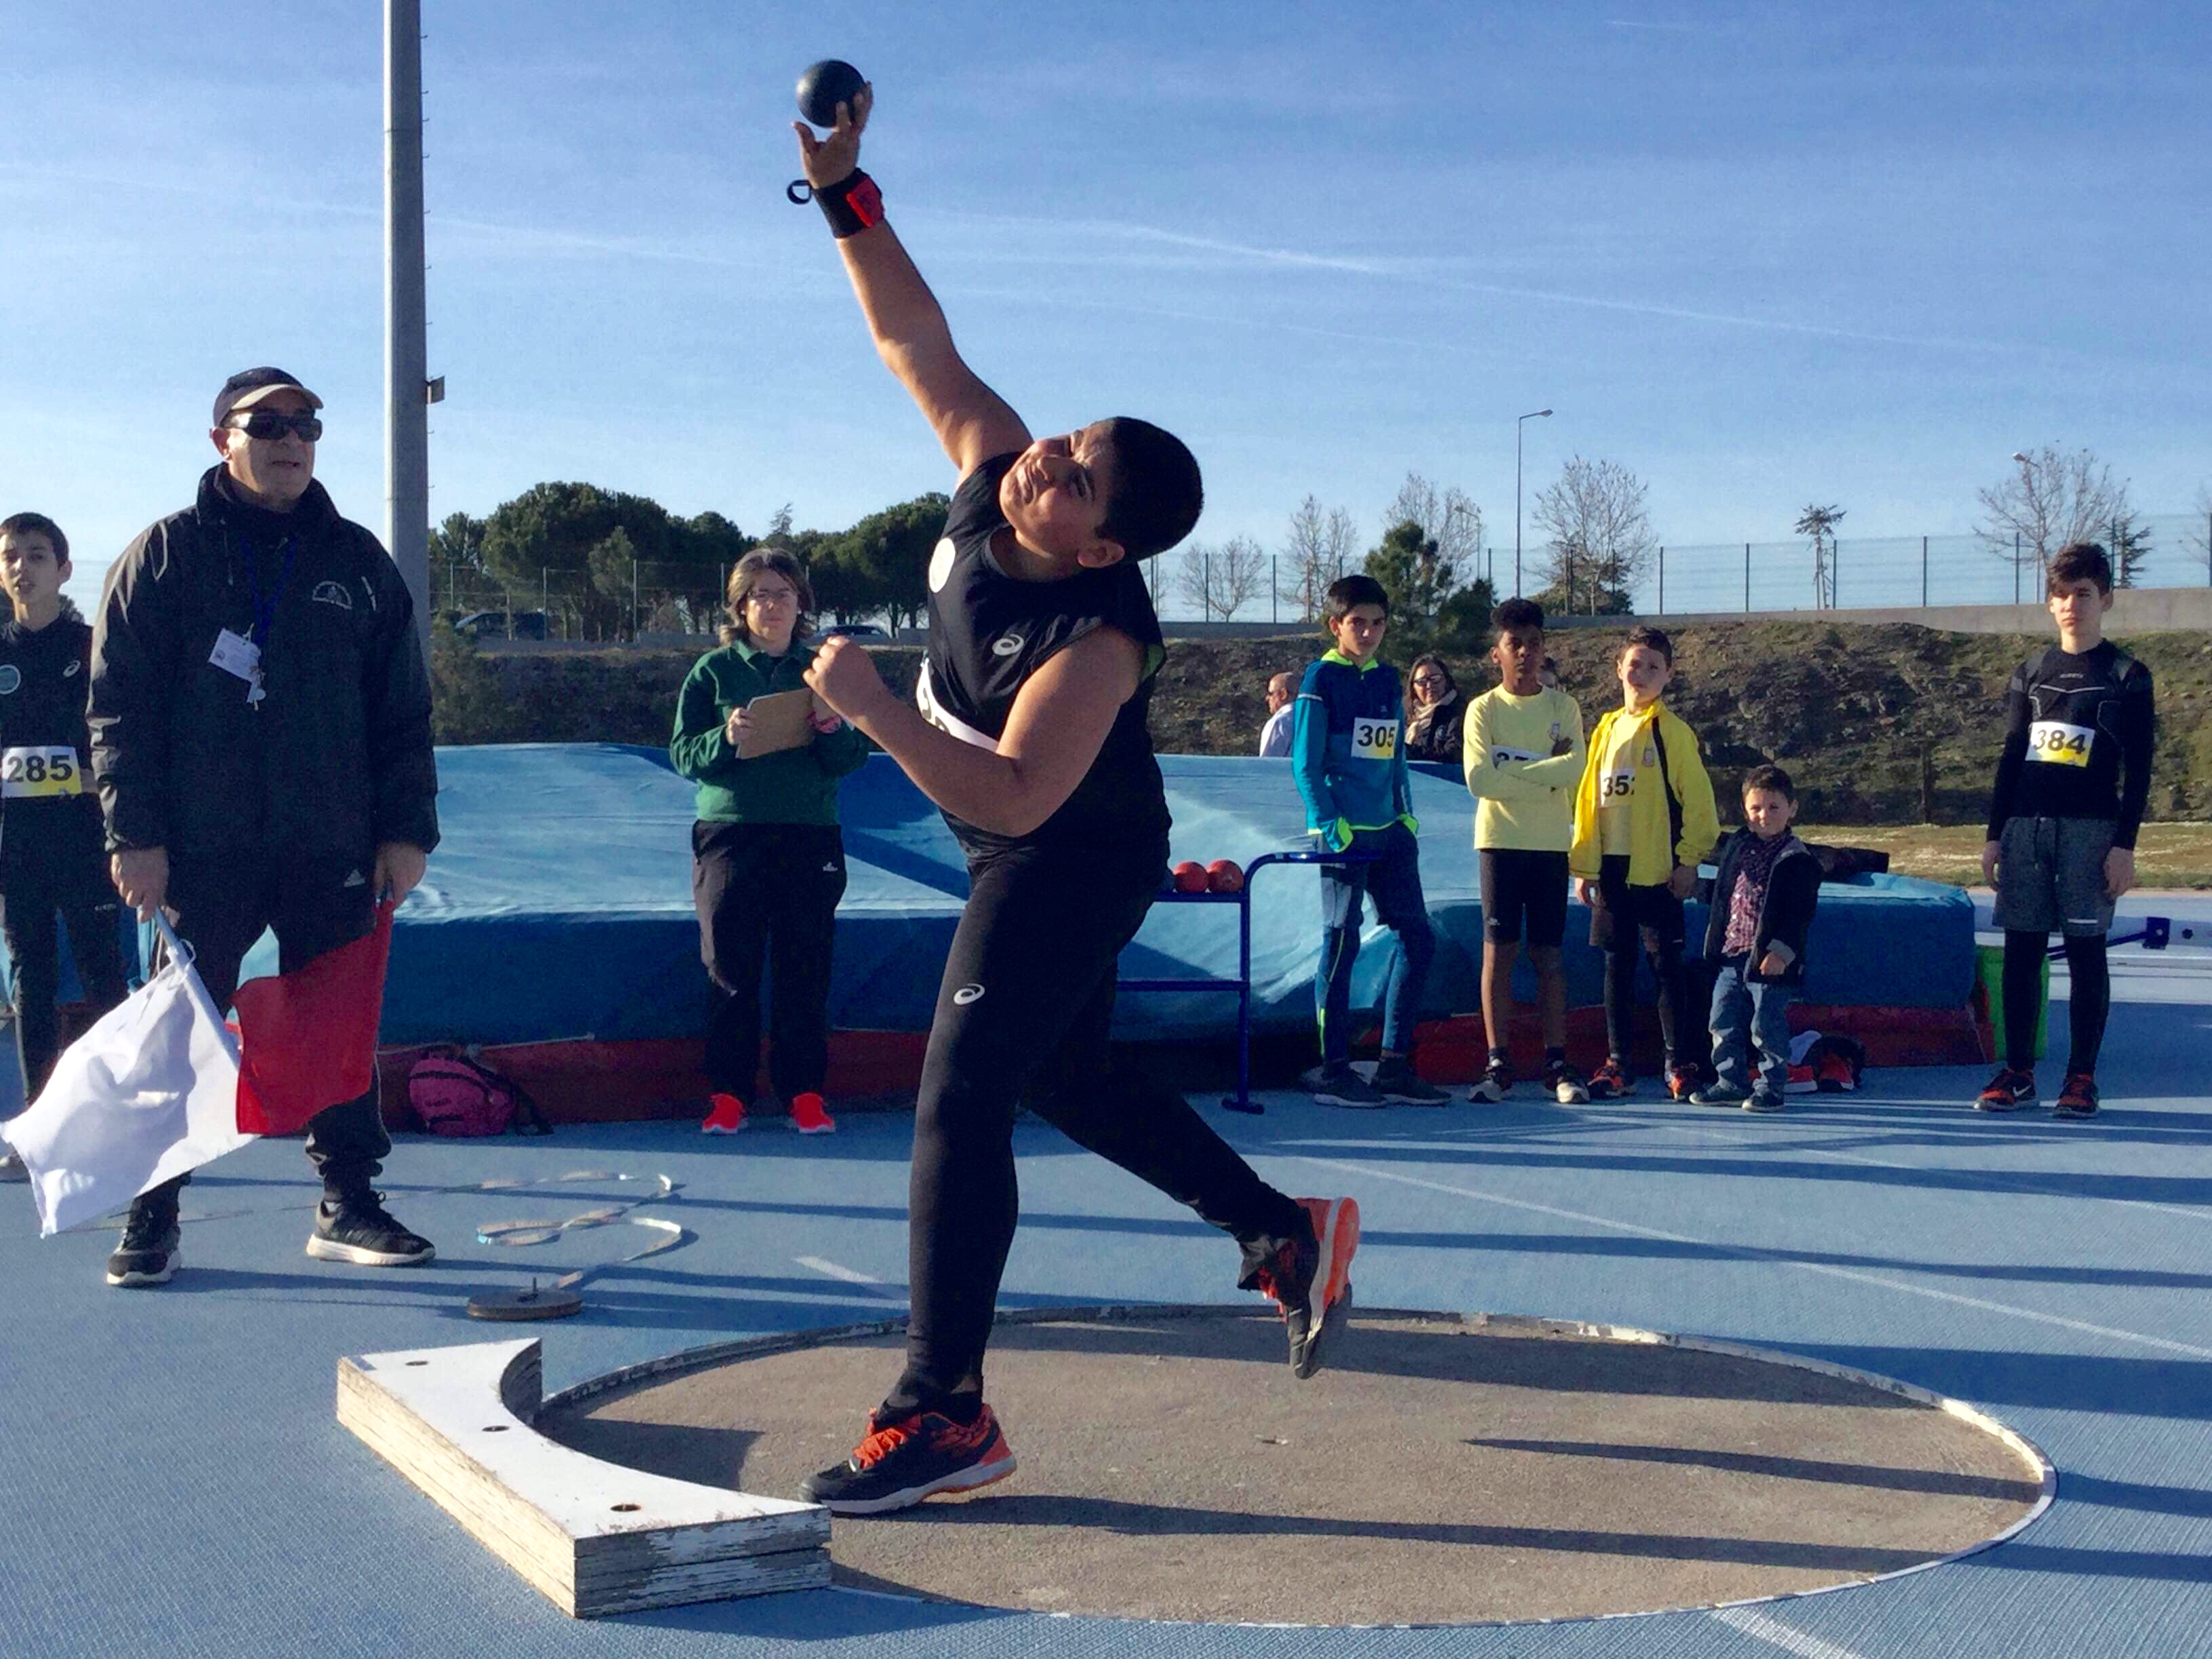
[[1570, 626, 1719, 1101]]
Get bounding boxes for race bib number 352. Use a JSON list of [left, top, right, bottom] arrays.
[[1350, 718, 1399, 760], [1, 745, 81, 798], [2027, 720, 2094, 767]]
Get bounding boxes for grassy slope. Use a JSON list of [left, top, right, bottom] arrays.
[[435, 618, 2212, 875]]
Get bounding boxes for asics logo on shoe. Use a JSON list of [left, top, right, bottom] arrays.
[[953, 984, 986, 1006]]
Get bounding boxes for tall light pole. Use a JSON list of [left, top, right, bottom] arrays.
[[1515, 409, 1552, 598], [387, 0, 431, 645]]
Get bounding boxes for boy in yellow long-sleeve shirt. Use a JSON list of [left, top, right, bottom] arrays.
[[1462, 599, 1588, 1105], [1570, 626, 1720, 1101]]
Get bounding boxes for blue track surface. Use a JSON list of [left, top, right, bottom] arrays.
[[2, 901, 2207, 1658]]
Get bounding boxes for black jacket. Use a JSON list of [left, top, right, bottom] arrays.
[[1701, 828, 1821, 987], [89, 468, 439, 863], [0, 611, 104, 871]]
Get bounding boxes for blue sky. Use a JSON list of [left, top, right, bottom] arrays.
[[6, 1, 2208, 611]]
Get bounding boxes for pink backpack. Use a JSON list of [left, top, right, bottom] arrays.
[[407, 1050, 551, 1137]]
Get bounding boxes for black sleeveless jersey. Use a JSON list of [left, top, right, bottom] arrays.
[[1986, 640, 2156, 846], [918, 453, 1170, 860]]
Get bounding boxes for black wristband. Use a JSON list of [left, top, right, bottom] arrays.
[[789, 169, 883, 238]]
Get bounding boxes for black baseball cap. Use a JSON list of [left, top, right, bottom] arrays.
[[213, 367, 324, 427]]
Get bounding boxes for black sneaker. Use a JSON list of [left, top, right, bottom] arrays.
[[0, 1149, 28, 1183], [1301, 1063, 1386, 1110], [1975, 1067, 2037, 1113], [106, 1200, 181, 1287], [1468, 1059, 1514, 1103], [1253, 1195, 1360, 1380], [801, 1405, 1017, 1515], [1690, 1080, 1750, 1107], [1742, 1090, 1786, 1114], [1372, 1058, 1449, 1105], [307, 1191, 435, 1267]]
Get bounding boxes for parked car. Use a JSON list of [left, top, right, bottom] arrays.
[[453, 609, 548, 640], [820, 622, 890, 640]]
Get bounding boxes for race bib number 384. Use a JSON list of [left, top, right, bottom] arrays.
[[1350, 717, 1399, 760], [2027, 720, 2094, 767], [1, 745, 81, 798]]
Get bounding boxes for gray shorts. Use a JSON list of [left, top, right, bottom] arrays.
[[1992, 815, 2116, 937]]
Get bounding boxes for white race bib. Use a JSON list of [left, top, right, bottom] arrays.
[[1350, 716, 1399, 761], [1600, 769, 1635, 801], [1, 745, 81, 799], [2027, 720, 2094, 767]]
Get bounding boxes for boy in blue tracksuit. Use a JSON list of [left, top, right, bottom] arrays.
[[1291, 575, 1445, 1108]]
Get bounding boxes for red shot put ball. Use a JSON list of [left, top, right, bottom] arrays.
[[796, 60, 866, 128], [1205, 859, 1245, 894], [1171, 861, 1209, 893]]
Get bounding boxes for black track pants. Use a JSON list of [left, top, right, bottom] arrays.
[[691, 821, 846, 1101], [134, 853, 391, 1213], [882, 840, 1308, 1420], [1, 834, 129, 1103]]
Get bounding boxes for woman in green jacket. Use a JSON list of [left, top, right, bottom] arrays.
[[671, 549, 870, 1134]]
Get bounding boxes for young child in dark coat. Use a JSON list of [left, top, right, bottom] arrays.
[[1692, 764, 1821, 1114]]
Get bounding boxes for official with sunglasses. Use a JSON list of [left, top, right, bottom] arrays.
[[87, 367, 439, 1288]]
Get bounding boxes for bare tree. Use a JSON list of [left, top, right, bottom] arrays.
[[2190, 483, 2212, 577], [1532, 457, 1656, 615], [1278, 495, 1359, 619], [1976, 445, 2131, 579], [1385, 473, 1483, 586], [1175, 534, 1268, 621], [1793, 504, 1847, 609]]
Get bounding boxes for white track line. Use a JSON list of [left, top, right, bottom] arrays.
[[1711, 1605, 1874, 1659], [1292, 1154, 2212, 1361], [794, 1256, 899, 1296]]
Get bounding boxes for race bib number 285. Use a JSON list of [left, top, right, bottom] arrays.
[[1, 745, 81, 798], [1351, 717, 1399, 760], [2027, 720, 2093, 767]]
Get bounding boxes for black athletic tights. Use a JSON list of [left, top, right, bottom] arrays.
[[1603, 941, 1687, 1069], [2004, 929, 2109, 1076], [882, 840, 1309, 1424]]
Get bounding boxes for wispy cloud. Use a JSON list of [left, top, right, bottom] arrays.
[[930, 211, 2021, 356]]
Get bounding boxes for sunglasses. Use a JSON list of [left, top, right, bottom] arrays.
[[225, 410, 323, 443]]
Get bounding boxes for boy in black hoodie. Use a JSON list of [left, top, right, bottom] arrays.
[[1692, 765, 1820, 1113], [0, 514, 127, 1179]]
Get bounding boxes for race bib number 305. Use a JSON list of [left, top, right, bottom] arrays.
[[1351, 717, 1399, 760], [1, 745, 81, 798], [2027, 720, 2094, 767]]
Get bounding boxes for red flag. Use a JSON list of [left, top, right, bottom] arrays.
[[232, 903, 394, 1135]]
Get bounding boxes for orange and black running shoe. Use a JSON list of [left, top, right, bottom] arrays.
[[1665, 1065, 1700, 1102], [1588, 1059, 1635, 1099], [2052, 1072, 2100, 1120], [1974, 1067, 2037, 1113], [800, 1404, 1017, 1515], [1254, 1195, 1360, 1380]]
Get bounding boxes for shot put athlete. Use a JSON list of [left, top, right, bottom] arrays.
[[787, 84, 1360, 1515]]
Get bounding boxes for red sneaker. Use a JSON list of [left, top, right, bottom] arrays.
[[1254, 1195, 1360, 1380], [1665, 1065, 1700, 1102], [701, 1092, 747, 1134], [789, 1092, 837, 1135]]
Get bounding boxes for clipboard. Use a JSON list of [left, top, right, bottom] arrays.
[[734, 689, 819, 760]]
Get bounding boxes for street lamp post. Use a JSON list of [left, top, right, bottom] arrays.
[[1516, 409, 1552, 598], [2009, 451, 2033, 602]]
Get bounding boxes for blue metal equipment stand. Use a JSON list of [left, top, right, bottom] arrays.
[[1120, 848, 1378, 1115]]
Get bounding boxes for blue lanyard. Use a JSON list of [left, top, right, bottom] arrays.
[[247, 535, 301, 655]]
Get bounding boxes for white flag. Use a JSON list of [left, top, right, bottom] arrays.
[[2, 938, 254, 1238]]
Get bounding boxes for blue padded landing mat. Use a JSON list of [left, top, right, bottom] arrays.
[[1, 744, 1977, 1047]]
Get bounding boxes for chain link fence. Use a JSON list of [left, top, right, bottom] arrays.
[[1141, 512, 2212, 626], [433, 560, 729, 642]]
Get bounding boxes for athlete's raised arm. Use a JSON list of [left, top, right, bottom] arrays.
[[794, 89, 1028, 476]]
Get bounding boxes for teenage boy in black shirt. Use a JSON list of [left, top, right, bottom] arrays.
[[788, 86, 1359, 1515], [0, 514, 128, 1181], [1977, 542, 2155, 1120]]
